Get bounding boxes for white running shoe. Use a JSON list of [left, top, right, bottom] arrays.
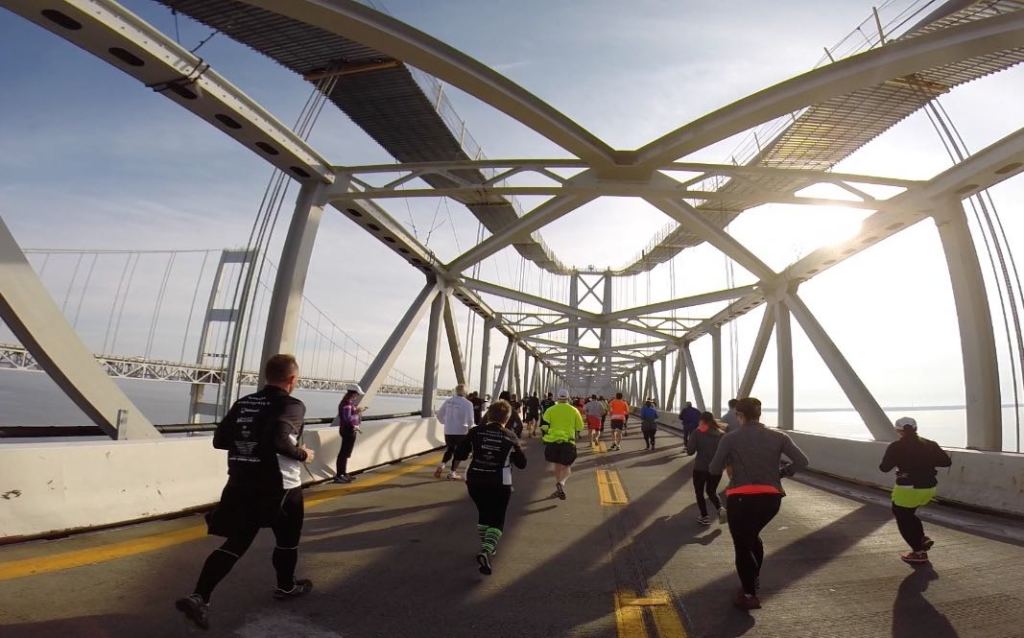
[[448, 471, 464, 481]]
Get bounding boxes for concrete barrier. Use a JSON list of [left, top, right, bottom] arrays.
[[651, 409, 1024, 518], [0, 416, 443, 541]]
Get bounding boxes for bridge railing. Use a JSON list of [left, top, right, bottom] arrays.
[[0, 411, 423, 439]]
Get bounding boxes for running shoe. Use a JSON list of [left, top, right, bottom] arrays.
[[900, 551, 929, 564], [733, 590, 761, 610], [334, 474, 354, 484], [697, 515, 711, 526], [448, 471, 464, 481], [555, 483, 566, 500], [920, 537, 934, 552], [273, 579, 313, 600], [718, 507, 727, 524], [175, 594, 209, 629], [476, 552, 492, 575], [433, 466, 444, 479]]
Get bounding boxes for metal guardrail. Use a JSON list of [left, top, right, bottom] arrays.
[[0, 411, 423, 439]]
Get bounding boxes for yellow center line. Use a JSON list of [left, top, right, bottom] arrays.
[[615, 590, 688, 638], [0, 453, 441, 582]]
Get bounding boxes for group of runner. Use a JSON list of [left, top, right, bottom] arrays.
[[176, 354, 955, 628]]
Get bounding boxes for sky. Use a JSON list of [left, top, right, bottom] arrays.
[[1, 0, 1022, 438]]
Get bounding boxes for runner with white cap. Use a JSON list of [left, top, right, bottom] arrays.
[[334, 383, 366, 483], [879, 416, 952, 564], [540, 388, 583, 500]]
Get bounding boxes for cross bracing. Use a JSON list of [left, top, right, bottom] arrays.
[[1, 0, 1021, 450]]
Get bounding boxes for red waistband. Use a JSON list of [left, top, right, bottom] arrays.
[[725, 484, 782, 496]]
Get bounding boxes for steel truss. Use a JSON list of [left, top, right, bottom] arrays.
[[5, 0, 1023, 447]]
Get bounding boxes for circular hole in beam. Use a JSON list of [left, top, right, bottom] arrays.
[[108, 47, 144, 67], [289, 166, 311, 179], [345, 208, 362, 217]]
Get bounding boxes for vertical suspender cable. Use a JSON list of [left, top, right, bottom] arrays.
[[72, 253, 98, 331], [180, 250, 211, 362]]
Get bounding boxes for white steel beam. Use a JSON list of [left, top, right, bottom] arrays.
[[683, 345, 706, 411], [238, 0, 616, 165], [460, 277, 597, 319], [646, 197, 777, 282], [260, 182, 327, 385], [604, 285, 759, 322], [774, 301, 794, 431], [0, 218, 158, 439], [634, 10, 1024, 168], [421, 289, 446, 415], [360, 282, 440, 406], [933, 201, 1002, 450], [785, 292, 895, 442], [492, 338, 514, 397], [738, 305, 776, 398], [1, 0, 332, 183], [443, 294, 466, 386], [711, 326, 722, 415], [447, 194, 596, 274]]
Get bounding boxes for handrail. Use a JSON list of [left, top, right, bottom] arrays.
[[0, 411, 424, 438]]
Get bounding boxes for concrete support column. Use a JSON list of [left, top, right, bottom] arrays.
[[786, 292, 895, 442], [934, 200, 1002, 450], [774, 301, 794, 430], [739, 306, 776, 398], [421, 288, 447, 416], [478, 318, 494, 397], [260, 181, 327, 385], [711, 325, 722, 415]]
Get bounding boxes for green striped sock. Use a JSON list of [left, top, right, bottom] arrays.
[[482, 527, 503, 555]]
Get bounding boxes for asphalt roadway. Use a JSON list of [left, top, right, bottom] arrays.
[[1, 425, 1023, 638]]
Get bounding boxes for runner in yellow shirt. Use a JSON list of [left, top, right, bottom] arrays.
[[541, 389, 583, 500]]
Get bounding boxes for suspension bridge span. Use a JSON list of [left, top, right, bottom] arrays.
[[1, 0, 1024, 636]]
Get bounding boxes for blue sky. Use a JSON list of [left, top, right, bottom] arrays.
[[2, 1, 1023, 437]]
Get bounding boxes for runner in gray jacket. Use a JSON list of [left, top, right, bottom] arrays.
[[686, 412, 725, 525]]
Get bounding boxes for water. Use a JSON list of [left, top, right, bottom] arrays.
[[0, 369, 423, 426], [2, 370, 1020, 452]]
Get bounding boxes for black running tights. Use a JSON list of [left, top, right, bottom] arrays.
[[692, 470, 723, 517], [194, 488, 304, 602], [643, 431, 656, 447], [726, 494, 782, 596], [892, 503, 926, 551], [467, 483, 512, 530]]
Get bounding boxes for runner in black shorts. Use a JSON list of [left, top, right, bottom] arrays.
[[540, 389, 584, 499]]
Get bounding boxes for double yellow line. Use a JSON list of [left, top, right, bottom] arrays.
[[615, 589, 688, 638], [596, 468, 628, 505]]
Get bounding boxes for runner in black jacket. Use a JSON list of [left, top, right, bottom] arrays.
[[454, 399, 527, 575], [176, 354, 314, 630]]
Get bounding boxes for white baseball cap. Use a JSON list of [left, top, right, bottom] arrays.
[[894, 416, 917, 431], [556, 388, 570, 399], [346, 383, 365, 395]]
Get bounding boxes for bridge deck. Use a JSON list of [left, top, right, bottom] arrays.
[[1, 429, 1022, 638]]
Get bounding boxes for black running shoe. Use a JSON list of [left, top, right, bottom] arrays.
[[476, 552, 492, 575], [274, 579, 313, 600], [555, 483, 566, 500], [175, 594, 209, 630], [921, 537, 934, 552]]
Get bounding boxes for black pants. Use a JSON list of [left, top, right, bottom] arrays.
[[642, 429, 657, 447], [726, 494, 782, 596], [336, 429, 357, 475], [467, 483, 513, 530], [195, 487, 304, 601], [441, 434, 466, 469], [693, 470, 723, 517], [892, 503, 927, 551]]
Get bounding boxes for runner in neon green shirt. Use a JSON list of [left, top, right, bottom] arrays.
[[541, 390, 583, 500]]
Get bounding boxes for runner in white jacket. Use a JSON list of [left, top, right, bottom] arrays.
[[434, 383, 476, 480]]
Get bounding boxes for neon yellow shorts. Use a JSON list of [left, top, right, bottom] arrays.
[[891, 485, 936, 509]]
